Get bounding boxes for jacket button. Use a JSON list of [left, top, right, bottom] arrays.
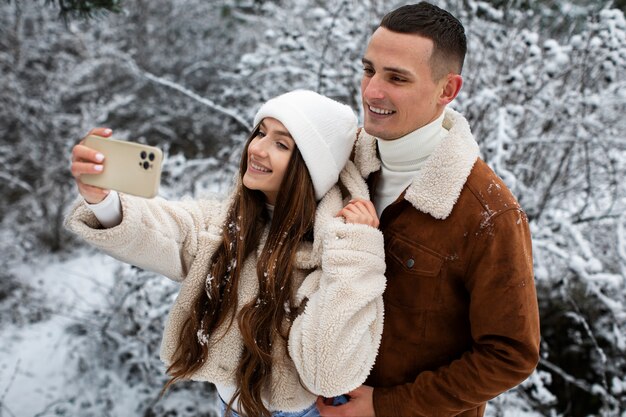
[[406, 258, 415, 268]]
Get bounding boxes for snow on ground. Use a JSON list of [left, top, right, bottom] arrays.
[[0, 248, 542, 417], [0, 249, 119, 416]]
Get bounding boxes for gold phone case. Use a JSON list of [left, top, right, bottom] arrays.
[[81, 135, 163, 198]]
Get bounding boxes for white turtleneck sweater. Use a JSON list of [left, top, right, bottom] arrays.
[[374, 112, 448, 217]]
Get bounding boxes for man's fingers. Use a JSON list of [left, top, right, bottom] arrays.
[[316, 396, 334, 406], [316, 396, 348, 417]]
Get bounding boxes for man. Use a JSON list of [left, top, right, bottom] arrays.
[[317, 3, 540, 417]]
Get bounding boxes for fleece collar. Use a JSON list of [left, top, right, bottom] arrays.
[[353, 108, 480, 220], [261, 160, 368, 270]]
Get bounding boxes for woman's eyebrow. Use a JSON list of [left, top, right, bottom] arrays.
[[260, 121, 293, 139], [274, 130, 293, 138]]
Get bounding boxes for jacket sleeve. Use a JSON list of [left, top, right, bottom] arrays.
[[288, 221, 386, 397], [64, 193, 222, 282], [373, 208, 541, 417]]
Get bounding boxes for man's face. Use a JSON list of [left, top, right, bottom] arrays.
[[361, 27, 447, 140]]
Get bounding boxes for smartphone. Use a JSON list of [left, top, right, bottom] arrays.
[[81, 135, 163, 198]]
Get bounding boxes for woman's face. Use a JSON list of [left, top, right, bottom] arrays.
[[243, 117, 296, 205]]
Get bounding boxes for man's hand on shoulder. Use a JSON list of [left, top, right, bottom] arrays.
[[316, 385, 375, 417]]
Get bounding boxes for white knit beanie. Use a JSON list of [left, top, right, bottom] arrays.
[[253, 90, 358, 200]]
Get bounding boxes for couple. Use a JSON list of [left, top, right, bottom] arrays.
[[66, 3, 540, 417]]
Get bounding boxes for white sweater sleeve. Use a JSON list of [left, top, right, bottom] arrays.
[[288, 221, 386, 397], [86, 191, 123, 228]]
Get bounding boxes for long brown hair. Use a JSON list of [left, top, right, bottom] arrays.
[[163, 124, 317, 417]]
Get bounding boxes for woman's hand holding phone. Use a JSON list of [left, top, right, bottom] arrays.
[[71, 127, 113, 204]]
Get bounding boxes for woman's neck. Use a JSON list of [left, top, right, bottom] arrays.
[[265, 203, 274, 220]]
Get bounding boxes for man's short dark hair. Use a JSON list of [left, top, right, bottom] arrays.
[[380, 2, 467, 79]]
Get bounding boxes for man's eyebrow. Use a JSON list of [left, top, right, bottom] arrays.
[[361, 58, 413, 77]]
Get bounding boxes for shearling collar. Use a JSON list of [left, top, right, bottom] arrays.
[[295, 160, 370, 269], [353, 108, 480, 220]]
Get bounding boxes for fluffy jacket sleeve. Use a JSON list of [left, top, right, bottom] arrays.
[[64, 193, 223, 282], [288, 220, 386, 397]]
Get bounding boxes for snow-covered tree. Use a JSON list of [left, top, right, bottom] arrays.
[[1, 1, 625, 416], [449, 2, 626, 415]]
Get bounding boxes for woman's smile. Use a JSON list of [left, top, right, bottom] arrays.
[[248, 158, 272, 174]]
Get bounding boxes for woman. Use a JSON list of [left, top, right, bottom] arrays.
[[65, 90, 386, 417]]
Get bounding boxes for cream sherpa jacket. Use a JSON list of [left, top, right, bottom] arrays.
[[64, 161, 386, 413]]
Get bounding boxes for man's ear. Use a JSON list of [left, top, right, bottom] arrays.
[[438, 74, 463, 105]]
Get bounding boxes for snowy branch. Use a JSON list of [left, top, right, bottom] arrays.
[[539, 359, 620, 409], [0, 402, 17, 417], [105, 52, 251, 132], [0, 359, 20, 417], [0, 171, 33, 193], [135, 68, 251, 131], [316, 0, 348, 93], [619, 213, 626, 279], [540, 359, 599, 393]]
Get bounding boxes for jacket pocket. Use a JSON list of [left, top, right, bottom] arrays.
[[385, 235, 444, 310]]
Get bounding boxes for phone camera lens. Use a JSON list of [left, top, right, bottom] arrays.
[[143, 161, 150, 170], [140, 151, 147, 159], [149, 152, 155, 161]]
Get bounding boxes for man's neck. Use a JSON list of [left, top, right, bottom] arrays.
[[376, 111, 447, 172], [369, 111, 448, 217]]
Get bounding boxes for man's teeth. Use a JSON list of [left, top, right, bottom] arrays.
[[251, 162, 271, 172], [369, 106, 395, 115]]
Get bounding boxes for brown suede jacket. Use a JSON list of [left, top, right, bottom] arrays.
[[354, 109, 541, 417]]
